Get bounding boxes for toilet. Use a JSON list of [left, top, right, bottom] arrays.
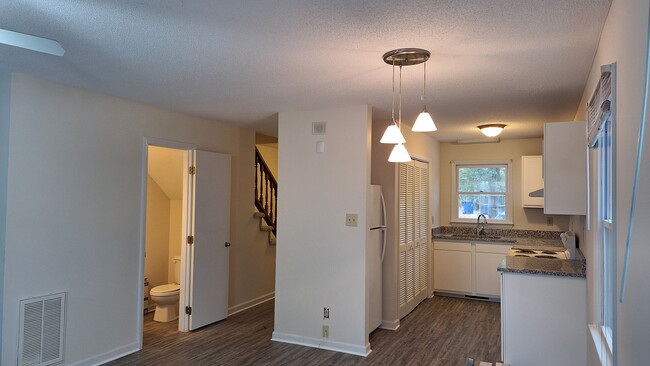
[[150, 256, 181, 322]]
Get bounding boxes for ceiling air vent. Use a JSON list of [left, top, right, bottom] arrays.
[[18, 292, 66, 366], [312, 121, 327, 135]]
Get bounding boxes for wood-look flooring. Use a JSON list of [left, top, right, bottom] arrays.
[[105, 296, 500, 366]]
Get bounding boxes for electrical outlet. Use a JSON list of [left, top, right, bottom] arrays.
[[547, 217, 554, 226], [323, 307, 329, 319], [322, 325, 329, 338], [345, 213, 358, 227]]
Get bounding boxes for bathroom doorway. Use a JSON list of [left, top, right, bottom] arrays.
[[139, 138, 232, 348], [144, 145, 185, 329]]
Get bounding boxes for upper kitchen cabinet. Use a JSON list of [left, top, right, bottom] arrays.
[[521, 155, 544, 208], [543, 121, 587, 215]]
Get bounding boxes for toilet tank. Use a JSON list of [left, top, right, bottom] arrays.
[[173, 256, 181, 284]]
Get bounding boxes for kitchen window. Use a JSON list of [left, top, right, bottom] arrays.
[[451, 161, 512, 224], [587, 63, 615, 366]]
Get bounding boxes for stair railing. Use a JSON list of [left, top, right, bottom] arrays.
[[255, 148, 277, 235]]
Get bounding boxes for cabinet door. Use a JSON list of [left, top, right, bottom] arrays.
[[475, 243, 510, 297], [433, 248, 472, 293], [475, 252, 507, 297], [544, 121, 587, 214], [521, 155, 544, 208]]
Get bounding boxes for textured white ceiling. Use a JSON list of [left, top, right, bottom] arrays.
[[0, 0, 611, 141]]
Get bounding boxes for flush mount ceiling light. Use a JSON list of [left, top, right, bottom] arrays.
[[478, 124, 506, 137], [381, 48, 433, 163], [0, 28, 65, 56]]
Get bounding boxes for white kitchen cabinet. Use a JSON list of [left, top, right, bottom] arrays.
[[433, 241, 472, 294], [543, 121, 587, 215], [521, 155, 544, 208], [501, 271, 586, 366], [434, 240, 511, 299], [474, 244, 511, 297]]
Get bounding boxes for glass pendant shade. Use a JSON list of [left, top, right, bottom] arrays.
[[380, 124, 406, 144], [412, 108, 437, 132], [478, 124, 506, 137], [388, 143, 412, 162]]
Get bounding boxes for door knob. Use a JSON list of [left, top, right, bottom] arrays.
[[225, 242, 231, 247]]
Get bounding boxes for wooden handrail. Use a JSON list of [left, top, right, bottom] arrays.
[[255, 148, 277, 235]]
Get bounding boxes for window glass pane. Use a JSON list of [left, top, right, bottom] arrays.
[[458, 167, 506, 192], [458, 194, 506, 220]]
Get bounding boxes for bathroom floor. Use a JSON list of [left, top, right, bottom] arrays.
[[142, 311, 184, 347]]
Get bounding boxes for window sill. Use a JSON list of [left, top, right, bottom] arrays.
[[589, 324, 613, 366]]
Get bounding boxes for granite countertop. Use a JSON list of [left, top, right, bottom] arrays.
[[432, 226, 586, 278]]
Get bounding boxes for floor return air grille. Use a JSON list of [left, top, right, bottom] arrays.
[[18, 292, 66, 366]]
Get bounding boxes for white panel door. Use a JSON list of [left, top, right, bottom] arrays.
[[189, 150, 231, 330]]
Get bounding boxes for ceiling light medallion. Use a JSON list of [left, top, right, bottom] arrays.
[[381, 48, 435, 163], [478, 124, 506, 137]]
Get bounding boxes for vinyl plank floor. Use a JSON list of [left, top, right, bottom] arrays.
[[105, 296, 500, 366]]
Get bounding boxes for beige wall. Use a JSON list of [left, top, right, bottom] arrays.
[[168, 200, 182, 283], [1, 73, 275, 365], [439, 138, 569, 231], [145, 176, 171, 289], [256, 144, 279, 181]]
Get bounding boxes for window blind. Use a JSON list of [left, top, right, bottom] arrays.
[[587, 64, 615, 147]]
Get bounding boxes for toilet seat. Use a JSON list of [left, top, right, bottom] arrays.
[[150, 284, 180, 296]]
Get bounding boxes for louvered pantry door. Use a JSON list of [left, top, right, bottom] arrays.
[[398, 159, 429, 319]]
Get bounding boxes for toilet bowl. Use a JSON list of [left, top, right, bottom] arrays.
[[150, 256, 181, 322]]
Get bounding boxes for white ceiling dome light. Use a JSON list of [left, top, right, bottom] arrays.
[[479, 124, 506, 137]]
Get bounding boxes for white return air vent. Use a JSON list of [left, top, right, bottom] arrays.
[[18, 292, 66, 366]]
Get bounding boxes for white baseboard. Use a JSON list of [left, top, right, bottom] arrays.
[[379, 319, 400, 331], [228, 291, 275, 316], [69, 341, 139, 366], [271, 331, 370, 357]]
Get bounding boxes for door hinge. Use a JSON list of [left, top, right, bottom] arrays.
[[185, 306, 192, 315], [187, 235, 194, 245], [189, 166, 196, 175]]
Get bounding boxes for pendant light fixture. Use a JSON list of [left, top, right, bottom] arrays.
[[412, 61, 437, 132], [380, 61, 406, 144], [380, 48, 433, 163]]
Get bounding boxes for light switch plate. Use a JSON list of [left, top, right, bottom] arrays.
[[346, 213, 358, 227]]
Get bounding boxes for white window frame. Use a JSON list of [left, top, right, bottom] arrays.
[[589, 116, 616, 366], [451, 160, 513, 225]]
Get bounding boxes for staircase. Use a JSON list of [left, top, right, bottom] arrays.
[[255, 148, 277, 245]]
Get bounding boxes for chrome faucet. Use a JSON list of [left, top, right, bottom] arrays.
[[476, 214, 488, 236]]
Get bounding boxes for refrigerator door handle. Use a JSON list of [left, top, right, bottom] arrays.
[[380, 191, 387, 264]]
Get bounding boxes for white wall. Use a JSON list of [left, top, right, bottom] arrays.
[[574, 0, 650, 363], [1, 74, 275, 365], [0, 73, 10, 360], [273, 105, 371, 355]]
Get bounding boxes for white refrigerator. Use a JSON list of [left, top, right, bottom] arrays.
[[367, 185, 386, 334]]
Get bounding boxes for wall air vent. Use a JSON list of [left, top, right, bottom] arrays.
[[18, 292, 66, 366]]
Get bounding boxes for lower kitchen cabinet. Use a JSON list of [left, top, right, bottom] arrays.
[[433, 240, 511, 299], [501, 271, 586, 365], [433, 241, 472, 293], [475, 244, 511, 296]]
